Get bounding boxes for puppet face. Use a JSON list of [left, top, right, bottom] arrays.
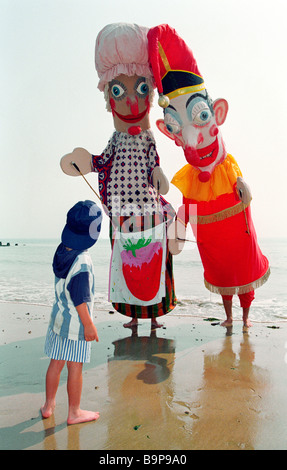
[[157, 90, 228, 182], [108, 74, 152, 134]]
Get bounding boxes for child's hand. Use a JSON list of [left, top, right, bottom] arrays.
[[76, 303, 99, 342], [84, 323, 99, 342]]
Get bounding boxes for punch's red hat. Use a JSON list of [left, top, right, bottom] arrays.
[[147, 24, 205, 107]]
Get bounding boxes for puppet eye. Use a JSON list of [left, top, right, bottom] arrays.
[[110, 83, 126, 100], [164, 113, 181, 134], [135, 79, 149, 97], [193, 109, 212, 126], [190, 100, 212, 126]]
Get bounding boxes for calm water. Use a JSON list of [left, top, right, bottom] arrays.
[[0, 237, 286, 323]]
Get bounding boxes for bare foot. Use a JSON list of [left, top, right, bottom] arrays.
[[243, 319, 253, 328], [41, 402, 55, 419], [67, 410, 100, 425], [221, 319, 233, 327], [123, 318, 138, 328], [151, 319, 163, 328]]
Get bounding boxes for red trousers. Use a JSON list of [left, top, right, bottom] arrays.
[[222, 290, 255, 309]]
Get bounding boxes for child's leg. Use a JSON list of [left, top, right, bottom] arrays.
[[221, 295, 233, 327], [66, 361, 100, 425], [41, 359, 65, 418], [239, 291, 255, 327]]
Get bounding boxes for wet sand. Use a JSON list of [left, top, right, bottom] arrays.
[[1, 301, 287, 450]]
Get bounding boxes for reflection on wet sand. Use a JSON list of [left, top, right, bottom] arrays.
[[106, 326, 179, 449], [188, 329, 268, 450], [0, 318, 273, 450]]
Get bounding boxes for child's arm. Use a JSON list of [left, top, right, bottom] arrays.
[[76, 303, 99, 342]]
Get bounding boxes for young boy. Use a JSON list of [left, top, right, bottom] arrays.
[[41, 200, 102, 425]]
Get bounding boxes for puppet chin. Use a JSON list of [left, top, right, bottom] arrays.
[[196, 139, 227, 182], [128, 126, 142, 135], [198, 171, 211, 182]]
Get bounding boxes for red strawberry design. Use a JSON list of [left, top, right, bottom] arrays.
[[121, 237, 163, 301]]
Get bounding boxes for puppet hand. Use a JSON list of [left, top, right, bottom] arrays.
[[236, 177, 252, 204], [152, 166, 169, 195], [60, 148, 92, 176], [167, 219, 186, 255]]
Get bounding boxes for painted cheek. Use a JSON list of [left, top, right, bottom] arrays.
[[110, 98, 116, 115], [198, 133, 204, 145], [209, 125, 219, 137]]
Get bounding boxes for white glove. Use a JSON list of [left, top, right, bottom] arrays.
[[152, 166, 169, 195], [167, 219, 187, 255], [60, 147, 93, 176], [236, 177, 252, 204]]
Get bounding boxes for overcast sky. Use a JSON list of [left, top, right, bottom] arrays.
[[1, 0, 286, 240]]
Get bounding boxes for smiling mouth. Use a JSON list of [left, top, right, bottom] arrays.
[[196, 138, 219, 167], [200, 151, 213, 160], [113, 108, 148, 123]]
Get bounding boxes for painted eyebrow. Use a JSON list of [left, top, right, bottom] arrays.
[[166, 104, 177, 112], [186, 93, 208, 109]]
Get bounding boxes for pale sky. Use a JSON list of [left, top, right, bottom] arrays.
[[1, 0, 286, 240]]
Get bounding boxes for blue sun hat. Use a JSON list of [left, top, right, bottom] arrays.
[[61, 200, 102, 250]]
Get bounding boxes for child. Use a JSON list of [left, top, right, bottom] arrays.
[[41, 200, 102, 425]]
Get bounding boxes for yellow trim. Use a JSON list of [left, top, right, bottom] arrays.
[[161, 68, 204, 81], [158, 41, 171, 72], [167, 83, 206, 99], [189, 201, 250, 225]]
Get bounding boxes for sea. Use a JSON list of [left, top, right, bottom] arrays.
[[0, 237, 286, 324]]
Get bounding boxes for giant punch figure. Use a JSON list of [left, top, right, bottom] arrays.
[[148, 24, 270, 328]]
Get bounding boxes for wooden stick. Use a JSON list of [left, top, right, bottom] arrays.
[[176, 237, 197, 243], [70, 161, 120, 230], [242, 203, 250, 235], [71, 162, 101, 202]]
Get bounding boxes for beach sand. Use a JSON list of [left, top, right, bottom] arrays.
[[1, 301, 287, 451]]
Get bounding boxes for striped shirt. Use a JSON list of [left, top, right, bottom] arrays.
[[49, 251, 95, 341]]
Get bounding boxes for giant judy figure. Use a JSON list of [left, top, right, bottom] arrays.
[[61, 23, 177, 328]]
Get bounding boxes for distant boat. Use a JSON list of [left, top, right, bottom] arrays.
[[0, 242, 11, 247]]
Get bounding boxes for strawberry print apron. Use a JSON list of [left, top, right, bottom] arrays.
[[109, 222, 166, 306]]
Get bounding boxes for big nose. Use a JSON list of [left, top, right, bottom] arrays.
[[126, 95, 139, 115], [182, 126, 203, 147], [182, 127, 203, 166]]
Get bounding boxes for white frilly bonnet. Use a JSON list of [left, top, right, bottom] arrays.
[[95, 22, 154, 91]]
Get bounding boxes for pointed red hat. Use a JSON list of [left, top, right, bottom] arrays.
[[147, 24, 205, 107]]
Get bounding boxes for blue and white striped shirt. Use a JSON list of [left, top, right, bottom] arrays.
[[49, 251, 95, 341]]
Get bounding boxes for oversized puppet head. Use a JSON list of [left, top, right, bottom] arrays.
[[148, 24, 228, 182], [95, 22, 155, 135]]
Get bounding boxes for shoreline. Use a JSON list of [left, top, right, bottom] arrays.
[[1, 301, 287, 450]]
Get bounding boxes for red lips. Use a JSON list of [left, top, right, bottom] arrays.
[[185, 138, 219, 168], [113, 108, 148, 123]]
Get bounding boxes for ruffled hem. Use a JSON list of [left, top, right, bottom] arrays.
[[171, 154, 242, 202], [204, 267, 271, 296]]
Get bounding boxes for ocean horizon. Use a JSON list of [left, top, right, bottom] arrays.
[[0, 236, 286, 323]]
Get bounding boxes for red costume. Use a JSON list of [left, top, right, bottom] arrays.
[[173, 154, 270, 299], [147, 24, 270, 307]]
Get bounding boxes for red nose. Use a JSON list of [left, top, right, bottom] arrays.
[[184, 146, 201, 166], [126, 96, 139, 115]]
